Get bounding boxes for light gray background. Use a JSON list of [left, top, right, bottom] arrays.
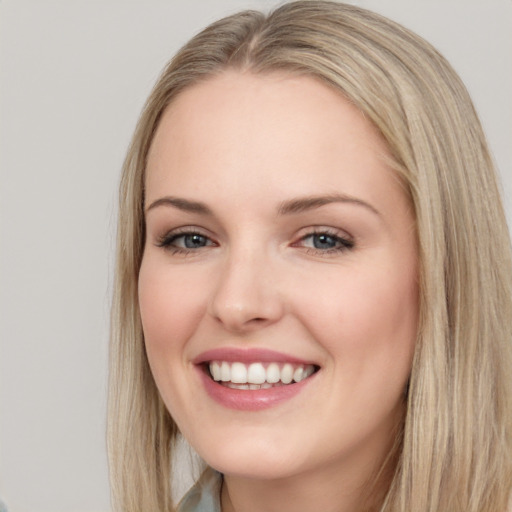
[[1, 1, 511, 511]]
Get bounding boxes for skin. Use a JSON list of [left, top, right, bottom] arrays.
[[139, 71, 419, 512]]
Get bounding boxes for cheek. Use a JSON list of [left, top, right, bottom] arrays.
[[138, 258, 207, 358], [296, 262, 418, 374]]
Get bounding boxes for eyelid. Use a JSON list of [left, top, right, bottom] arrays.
[[294, 225, 354, 242]]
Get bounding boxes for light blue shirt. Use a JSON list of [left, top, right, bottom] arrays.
[[176, 468, 222, 512]]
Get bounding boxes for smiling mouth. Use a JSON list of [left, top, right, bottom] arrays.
[[207, 361, 319, 390]]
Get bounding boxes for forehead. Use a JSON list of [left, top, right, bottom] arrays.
[[145, 70, 401, 212], [149, 70, 389, 158]]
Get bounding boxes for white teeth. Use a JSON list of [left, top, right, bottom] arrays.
[[281, 363, 294, 384], [226, 382, 247, 390], [231, 362, 247, 383], [293, 366, 304, 382], [266, 363, 280, 383], [220, 361, 230, 382], [304, 365, 314, 379], [208, 361, 316, 386], [293, 366, 315, 382], [210, 361, 221, 381], [247, 362, 266, 384]]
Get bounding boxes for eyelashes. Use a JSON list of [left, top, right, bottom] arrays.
[[294, 229, 354, 254], [156, 229, 216, 254], [155, 227, 354, 257]]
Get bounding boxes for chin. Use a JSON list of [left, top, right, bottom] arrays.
[[190, 429, 314, 480], [208, 454, 300, 480]]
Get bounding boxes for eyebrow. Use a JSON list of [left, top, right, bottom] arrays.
[[145, 193, 380, 217], [278, 194, 380, 216], [145, 196, 213, 215]]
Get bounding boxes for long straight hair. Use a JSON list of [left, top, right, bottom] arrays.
[[108, 2, 512, 511]]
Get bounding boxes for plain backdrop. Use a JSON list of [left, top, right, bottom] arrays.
[[1, 1, 511, 511]]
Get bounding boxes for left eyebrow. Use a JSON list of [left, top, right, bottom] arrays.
[[145, 196, 213, 215], [277, 194, 380, 217]]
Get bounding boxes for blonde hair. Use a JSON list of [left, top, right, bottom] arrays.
[[108, 2, 512, 511]]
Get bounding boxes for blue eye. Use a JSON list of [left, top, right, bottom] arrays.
[[300, 231, 354, 253], [311, 233, 338, 249], [179, 234, 209, 249], [157, 231, 215, 252]]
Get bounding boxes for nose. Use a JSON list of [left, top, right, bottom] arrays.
[[208, 248, 285, 333]]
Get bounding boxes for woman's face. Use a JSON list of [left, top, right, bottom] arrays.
[[139, 71, 418, 482]]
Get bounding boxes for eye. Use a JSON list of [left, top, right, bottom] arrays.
[[156, 230, 216, 254], [295, 230, 354, 254]]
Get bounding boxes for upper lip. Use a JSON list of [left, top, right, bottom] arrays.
[[193, 347, 317, 366]]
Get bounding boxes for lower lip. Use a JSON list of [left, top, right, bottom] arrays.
[[198, 368, 315, 411]]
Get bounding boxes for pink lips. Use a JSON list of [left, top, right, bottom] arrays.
[[194, 348, 318, 411], [193, 347, 315, 365]]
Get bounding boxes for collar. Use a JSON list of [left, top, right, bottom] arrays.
[[176, 467, 222, 512]]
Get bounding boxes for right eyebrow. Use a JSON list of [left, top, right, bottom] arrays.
[[277, 193, 380, 217], [145, 196, 213, 215]]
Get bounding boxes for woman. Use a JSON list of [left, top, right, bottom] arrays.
[[108, 2, 512, 511]]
